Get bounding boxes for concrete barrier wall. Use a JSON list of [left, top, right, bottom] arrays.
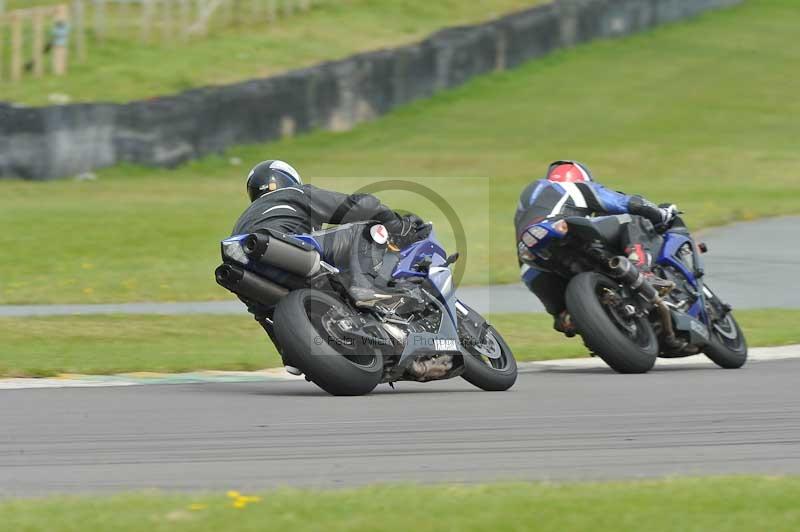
[[0, 0, 742, 180]]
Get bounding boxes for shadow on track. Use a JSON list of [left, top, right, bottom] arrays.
[[540, 363, 738, 375], [189, 380, 490, 397]]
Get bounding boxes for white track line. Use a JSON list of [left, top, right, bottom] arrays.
[[519, 345, 800, 372], [1, 345, 797, 390]]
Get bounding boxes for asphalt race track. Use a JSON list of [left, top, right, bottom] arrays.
[[2, 217, 799, 497], [3, 358, 800, 496]]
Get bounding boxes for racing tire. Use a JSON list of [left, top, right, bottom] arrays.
[[273, 289, 383, 396], [703, 289, 748, 369], [461, 325, 518, 391], [566, 272, 658, 374]]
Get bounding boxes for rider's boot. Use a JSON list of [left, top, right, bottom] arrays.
[[346, 268, 413, 308], [348, 285, 403, 307], [255, 314, 303, 375], [284, 365, 303, 376], [347, 268, 428, 311], [346, 232, 422, 308], [554, 310, 577, 338]]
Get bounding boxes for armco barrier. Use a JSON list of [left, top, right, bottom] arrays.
[[0, 0, 742, 180]]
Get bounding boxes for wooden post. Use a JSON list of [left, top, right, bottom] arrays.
[[233, 0, 241, 26], [32, 9, 45, 77], [115, 0, 123, 35], [93, 0, 106, 41], [73, 0, 87, 62], [284, 0, 293, 17], [178, 0, 189, 40], [267, 0, 276, 21], [193, 0, 202, 35], [161, 0, 172, 43], [10, 14, 22, 82], [198, 0, 209, 36], [222, 0, 232, 28], [0, 19, 5, 82], [53, 4, 71, 76], [123, 0, 133, 37], [140, 0, 152, 43]]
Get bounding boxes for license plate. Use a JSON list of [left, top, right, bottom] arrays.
[[433, 339, 457, 351]]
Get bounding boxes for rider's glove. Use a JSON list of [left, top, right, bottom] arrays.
[[391, 213, 425, 249], [400, 213, 424, 235], [629, 196, 677, 228], [659, 204, 679, 225]]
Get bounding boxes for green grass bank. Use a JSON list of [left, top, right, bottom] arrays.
[[0, 0, 545, 105], [1, 0, 798, 304], [1, 476, 799, 532], [1, 309, 797, 377]]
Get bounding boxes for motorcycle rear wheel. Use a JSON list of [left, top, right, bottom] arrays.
[[566, 272, 658, 374], [273, 289, 383, 396]]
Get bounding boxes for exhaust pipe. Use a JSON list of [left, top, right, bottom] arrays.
[[608, 256, 658, 303], [243, 232, 321, 278], [215, 264, 288, 306], [607, 256, 685, 350]]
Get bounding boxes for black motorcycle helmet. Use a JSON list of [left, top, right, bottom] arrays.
[[246, 160, 303, 202]]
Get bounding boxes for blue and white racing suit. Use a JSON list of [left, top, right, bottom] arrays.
[[513, 177, 667, 316]]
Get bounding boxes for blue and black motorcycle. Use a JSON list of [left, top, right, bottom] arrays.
[[519, 212, 747, 373], [215, 222, 517, 395]]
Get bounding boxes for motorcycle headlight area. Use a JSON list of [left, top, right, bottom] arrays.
[[522, 225, 548, 248], [221, 239, 250, 265]]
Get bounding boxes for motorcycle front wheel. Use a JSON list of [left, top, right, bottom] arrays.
[[566, 272, 658, 374], [702, 285, 748, 369], [273, 289, 383, 396], [460, 324, 517, 391]]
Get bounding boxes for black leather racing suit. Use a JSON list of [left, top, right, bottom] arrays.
[[232, 182, 411, 290], [232, 183, 410, 284], [232, 184, 404, 238], [231, 185, 410, 361]]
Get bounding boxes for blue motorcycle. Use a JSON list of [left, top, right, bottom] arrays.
[[519, 212, 747, 373], [215, 222, 517, 395]]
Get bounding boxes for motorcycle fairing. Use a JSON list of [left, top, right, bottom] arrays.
[[394, 229, 464, 365], [392, 238, 448, 280], [657, 232, 698, 290], [656, 231, 709, 322], [293, 234, 323, 254]]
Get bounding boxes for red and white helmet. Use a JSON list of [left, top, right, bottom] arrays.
[[546, 160, 593, 183]]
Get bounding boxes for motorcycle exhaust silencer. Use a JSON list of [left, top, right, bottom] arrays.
[[242, 232, 320, 278], [215, 264, 288, 306], [607, 256, 658, 303], [607, 256, 685, 350]]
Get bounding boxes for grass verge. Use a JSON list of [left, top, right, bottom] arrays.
[[0, 0, 543, 105], [1, 477, 799, 531], [1, 0, 799, 304], [1, 309, 798, 378]]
